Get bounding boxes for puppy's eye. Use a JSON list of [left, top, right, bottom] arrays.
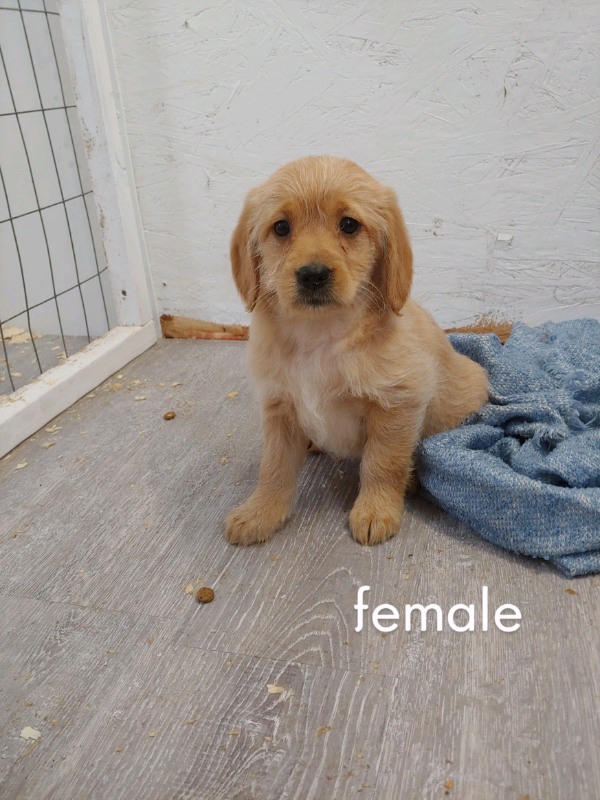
[[273, 220, 290, 237], [340, 217, 360, 234]]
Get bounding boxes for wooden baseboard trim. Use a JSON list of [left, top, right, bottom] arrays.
[[160, 315, 249, 340], [444, 317, 513, 344], [160, 314, 513, 344]]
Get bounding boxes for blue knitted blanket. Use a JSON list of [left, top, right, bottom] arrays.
[[417, 319, 600, 577]]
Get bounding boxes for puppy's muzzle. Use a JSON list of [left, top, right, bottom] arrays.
[[295, 263, 332, 305]]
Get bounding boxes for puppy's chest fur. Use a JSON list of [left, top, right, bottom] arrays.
[[268, 343, 367, 459]]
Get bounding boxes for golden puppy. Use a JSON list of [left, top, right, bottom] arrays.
[[226, 156, 488, 546]]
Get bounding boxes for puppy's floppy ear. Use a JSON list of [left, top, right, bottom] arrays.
[[378, 187, 413, 314], [230, 191, 260, 312]]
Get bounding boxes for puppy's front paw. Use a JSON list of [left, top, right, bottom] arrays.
[[225, 494, 291, 546], [349, 494, 404, 545]]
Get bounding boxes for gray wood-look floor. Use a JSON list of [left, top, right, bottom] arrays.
[[1, 339, 599, 800]]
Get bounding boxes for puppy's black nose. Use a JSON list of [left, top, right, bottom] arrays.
[[296, 263, 332, 291]]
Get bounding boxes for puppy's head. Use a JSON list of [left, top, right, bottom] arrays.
[[231, 156, 413, 317]]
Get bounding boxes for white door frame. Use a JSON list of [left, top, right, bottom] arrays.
[[0, 0, 159, 458]]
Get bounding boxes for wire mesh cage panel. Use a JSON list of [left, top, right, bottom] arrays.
[[0, 0, 117, 397]]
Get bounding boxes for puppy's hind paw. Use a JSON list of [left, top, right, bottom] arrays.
[[225, 495, 291, 546], [349, 496, 404, 546]]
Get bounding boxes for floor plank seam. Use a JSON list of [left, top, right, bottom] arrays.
[[0, 591, 181, 625], [170, 637, 399, 680]]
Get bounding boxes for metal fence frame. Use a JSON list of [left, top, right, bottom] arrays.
[[0, 0, 159, 457], [0, 0, 114, 393]]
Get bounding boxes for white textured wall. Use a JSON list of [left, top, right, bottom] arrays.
[[106, 0, 600, 328]]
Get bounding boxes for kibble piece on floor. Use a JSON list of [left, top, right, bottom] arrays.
[[163, 411, 176, 420], [197, 587, 215, 603]]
